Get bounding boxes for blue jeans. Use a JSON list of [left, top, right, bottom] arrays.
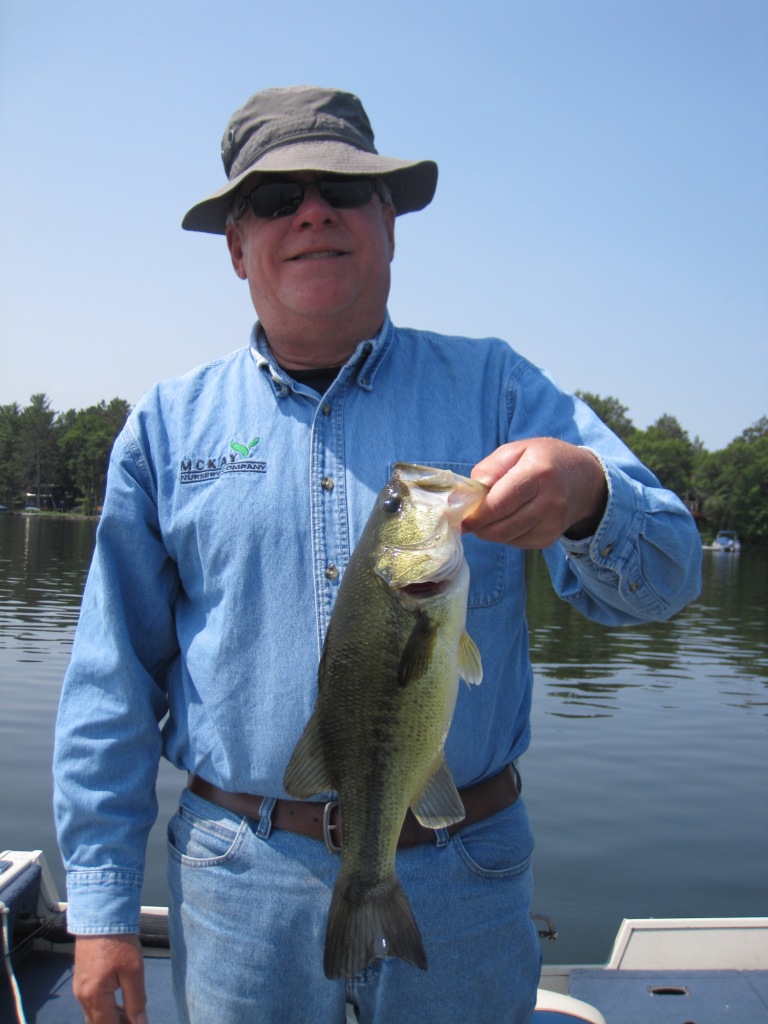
[[166, 787, 541, 1023]]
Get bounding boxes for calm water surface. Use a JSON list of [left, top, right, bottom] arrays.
[[1, 514, 766, 964]]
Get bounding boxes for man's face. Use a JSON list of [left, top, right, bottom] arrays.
[[225, 173, 396, 355]]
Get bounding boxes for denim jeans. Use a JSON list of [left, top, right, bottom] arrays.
[[166, 787, 541, 1024]]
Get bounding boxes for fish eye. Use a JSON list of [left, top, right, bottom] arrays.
[[382, 495, 402, 515]]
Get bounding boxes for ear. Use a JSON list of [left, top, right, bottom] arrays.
[[383, 204, 396, 262], [225, 224, 248, 280]]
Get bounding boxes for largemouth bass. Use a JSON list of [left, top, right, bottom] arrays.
[[283, 462, 488, 979]]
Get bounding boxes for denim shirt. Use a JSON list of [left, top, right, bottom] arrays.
[[53, 314, 702, 933]]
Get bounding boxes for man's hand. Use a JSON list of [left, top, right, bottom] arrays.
[[73, 935, 148, 1024], [465, 439, 608, 549]]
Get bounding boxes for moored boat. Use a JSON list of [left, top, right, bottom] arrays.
[[709, 529, 741, 552]]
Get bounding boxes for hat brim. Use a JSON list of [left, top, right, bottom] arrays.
[[182, 140, 438, 234]]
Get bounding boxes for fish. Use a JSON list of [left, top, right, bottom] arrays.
[[283, 462, 488, 979]]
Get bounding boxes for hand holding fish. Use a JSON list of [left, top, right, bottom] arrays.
[[465, 438, 608, 548]]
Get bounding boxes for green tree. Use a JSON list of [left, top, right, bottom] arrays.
[[61, 398, 130, 512], [0, 403, 23, 505], [575, 391, 635, 443], [696, 417, 768, 544], [18, 394, 60, 508], [628, 414, 696, 501]]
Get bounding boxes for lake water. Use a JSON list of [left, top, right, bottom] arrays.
[[1, 513, 766, 965]]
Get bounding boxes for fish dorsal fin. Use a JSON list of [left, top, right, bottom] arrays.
[[397, 612, 437, 688], [410, 757, 465, 828], [459, 631, 483, 687], [283, 710, 334, 798]]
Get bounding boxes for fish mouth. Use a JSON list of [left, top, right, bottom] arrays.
[[400, 579, 450, 597], [392, 464, 488, 526]]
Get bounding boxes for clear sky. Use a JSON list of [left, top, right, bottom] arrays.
[[1, 0, 766, 452]]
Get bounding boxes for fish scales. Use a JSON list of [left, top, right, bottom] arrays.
[[284, 463, 487, 979]]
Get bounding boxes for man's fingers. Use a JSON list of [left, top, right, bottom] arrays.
[[465, 439, 608, 548], [74, 935, 147, 1024]]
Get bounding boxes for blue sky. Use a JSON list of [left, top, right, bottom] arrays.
[[1, 0, 765, 451]]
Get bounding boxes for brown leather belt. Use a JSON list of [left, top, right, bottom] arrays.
[[188, 765, 519, 852]]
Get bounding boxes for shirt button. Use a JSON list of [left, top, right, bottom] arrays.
[[321, 477, 335, 492], [325, 564, 339, 581], [629, 581, 639, 592], [600, 544, 614, 557], [322, 404, 332, 416]]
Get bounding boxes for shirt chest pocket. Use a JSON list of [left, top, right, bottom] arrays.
[[387, 460, 506, 609]]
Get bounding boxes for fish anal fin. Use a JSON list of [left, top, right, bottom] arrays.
[[283, 711, 333, 798], [410, 757, 465, 828], [397, 612, 437, 688], [324, 874, 427, 979], [459, 631, 483, 687]]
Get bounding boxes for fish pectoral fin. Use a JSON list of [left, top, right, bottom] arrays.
[[397, 612, 437, 688], [459, 631, 483, 687], [282, 711, 334, 798], [410, 757, 465, 828]]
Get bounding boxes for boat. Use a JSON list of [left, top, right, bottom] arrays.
[[709, 529, 741, 552], [2, 849, 767, 1023]]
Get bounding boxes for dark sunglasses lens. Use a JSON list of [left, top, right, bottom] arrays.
[[247, 179, 376, 219], [318, 179, 375, 208], [248, 182, 305, 219]]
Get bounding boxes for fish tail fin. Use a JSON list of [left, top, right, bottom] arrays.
[[323, 874, 427, 979]]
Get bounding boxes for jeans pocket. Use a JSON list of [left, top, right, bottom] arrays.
[[167, 803, 246, 867], [452, 800, 535, 879]]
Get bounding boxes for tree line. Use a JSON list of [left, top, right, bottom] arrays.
[[1, 392, 766, 545], [574, 392, 767, 547], [0, 394, 130, 516]]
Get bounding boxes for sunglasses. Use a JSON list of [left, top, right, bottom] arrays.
[[240, 177, 380, 220]]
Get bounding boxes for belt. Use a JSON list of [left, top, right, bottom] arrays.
[[188, 765, 519, 853]]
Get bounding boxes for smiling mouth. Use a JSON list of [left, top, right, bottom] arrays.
[[289, 250, 346, 261]]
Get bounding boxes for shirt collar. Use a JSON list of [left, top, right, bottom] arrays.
[[248, 314, 393, 398]]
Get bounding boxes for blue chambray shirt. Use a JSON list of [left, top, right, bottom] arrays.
[[53, 315, 702, 933]]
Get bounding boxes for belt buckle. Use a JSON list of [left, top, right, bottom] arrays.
[[323, 799, 341, 854]]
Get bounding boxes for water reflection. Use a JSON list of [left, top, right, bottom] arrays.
[[525, 548, 768, 716], [0, 516, 96, 680]]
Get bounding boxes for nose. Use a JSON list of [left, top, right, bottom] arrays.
[[291, 182, 338, 227]]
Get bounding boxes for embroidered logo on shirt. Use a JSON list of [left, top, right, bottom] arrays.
[[180, 437, 266, 484], [229, 437, 260, 457]]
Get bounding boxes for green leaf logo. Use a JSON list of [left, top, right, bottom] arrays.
[[230, 437, 260, 457]]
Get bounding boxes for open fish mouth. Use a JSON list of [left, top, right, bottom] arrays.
[[400, 578, 451, 597], [375, 465, 487, 593], [393, 464, 488, 529]]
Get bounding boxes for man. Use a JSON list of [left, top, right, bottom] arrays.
[[54, 86, 702, 1024]]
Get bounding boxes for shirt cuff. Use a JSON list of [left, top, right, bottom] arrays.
[[65, 868, 144, 935], [557, 456, 670, 620]]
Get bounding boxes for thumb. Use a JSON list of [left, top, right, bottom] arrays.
[[471, 442, 526, 489]]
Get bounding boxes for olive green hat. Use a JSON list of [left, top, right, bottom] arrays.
[[182, 85, 438, 234]]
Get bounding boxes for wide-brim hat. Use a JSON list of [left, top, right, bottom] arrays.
[[182, 86, 438, 234]]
